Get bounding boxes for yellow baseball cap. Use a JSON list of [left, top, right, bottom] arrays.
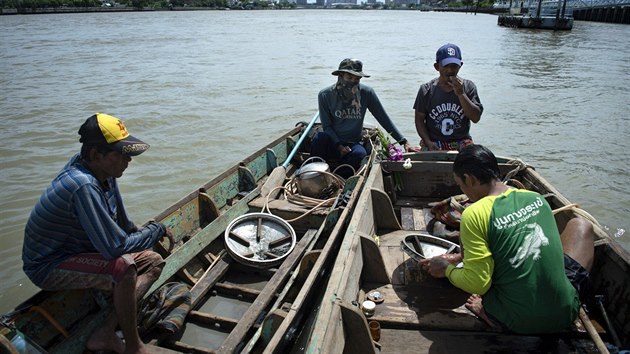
[[78, 113, 149, 156]]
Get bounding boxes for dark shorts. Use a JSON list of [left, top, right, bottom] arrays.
[[39, 250, 164, 291], [564, 253, 591, 302], [420, 137, 473, 151]]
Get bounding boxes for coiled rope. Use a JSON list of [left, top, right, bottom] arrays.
[[262, 170, 347, 223], [503, 158, 534, 182], [261, 129, 374, 223]]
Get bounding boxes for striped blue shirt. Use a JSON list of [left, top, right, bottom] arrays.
[[23, 154, 164, 286]]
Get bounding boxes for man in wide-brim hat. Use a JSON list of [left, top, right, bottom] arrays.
[[311, 58, 419, 178]]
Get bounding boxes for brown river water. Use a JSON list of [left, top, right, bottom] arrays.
[[1, 10, 628, 313]]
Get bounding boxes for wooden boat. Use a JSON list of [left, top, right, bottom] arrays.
[[0, 120, 379, 354], [292, 151, 630, 353]]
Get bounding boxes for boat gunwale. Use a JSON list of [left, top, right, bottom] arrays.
[[150, 124, 303, 223], [301, 151, 630, 353], [0, 124, 310, 353]]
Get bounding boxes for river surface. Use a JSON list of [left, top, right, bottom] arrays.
[[1, 10, 628, 313]]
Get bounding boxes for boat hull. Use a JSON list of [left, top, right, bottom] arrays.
[[498, 14, 574, 29], [0, 123, 377, 354], [298, 151, 630, 353]]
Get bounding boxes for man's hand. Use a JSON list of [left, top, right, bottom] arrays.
[[337, 144, 352, 157], [404, 142, 422, 153], [161, 228, 175, 252], [422, 139, 439, 151], [419, 253, 462, 278], [449, 76, 464, 96]]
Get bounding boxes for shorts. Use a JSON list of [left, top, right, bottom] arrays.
[[420, 137, 473, 151], [564, 253, 591, 302], [39, 250, 164, 291]]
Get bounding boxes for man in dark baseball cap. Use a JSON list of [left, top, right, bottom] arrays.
[[312, 58, 419, 177], [414, 43, 483, 152]]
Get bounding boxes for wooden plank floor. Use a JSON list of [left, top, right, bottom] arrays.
[[367, 207, 601, 354], [366, 224, 488, 332]]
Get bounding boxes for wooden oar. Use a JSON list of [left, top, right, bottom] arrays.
[[261, 112, 319, 199], [578, 307, 610, 354]]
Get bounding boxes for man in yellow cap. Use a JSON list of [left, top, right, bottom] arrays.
[[22, 113, 171, 354]]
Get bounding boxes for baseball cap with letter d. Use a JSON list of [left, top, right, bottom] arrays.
[[436, 43, 462, 67]]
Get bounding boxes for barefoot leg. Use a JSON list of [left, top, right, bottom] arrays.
[[86, 312, 125, 354], [114, 267, 150, 354]]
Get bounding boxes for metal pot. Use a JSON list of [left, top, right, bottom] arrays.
[[294, 157, 334, 198]]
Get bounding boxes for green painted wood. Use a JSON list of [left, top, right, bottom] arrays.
[[161, 200, 201, 244], [50, 308, 109, 354], [146, 187, 260, 297], [204, 173, 241, 210]]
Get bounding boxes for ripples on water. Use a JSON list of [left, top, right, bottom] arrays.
[[1, 11, 628, 313]]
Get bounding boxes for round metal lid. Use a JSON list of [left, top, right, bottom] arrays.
[[224, 213, 296, 268]]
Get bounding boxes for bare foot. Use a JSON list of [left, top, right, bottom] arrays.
[[465, 294, 499, 329], [87, 326, 125, 354]]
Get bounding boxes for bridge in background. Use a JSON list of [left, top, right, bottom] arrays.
[[570, 0, 630, 23], [493, 0, 629, 24], [570, 0, 629, 9]]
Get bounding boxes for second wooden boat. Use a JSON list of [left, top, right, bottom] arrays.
[[293, 151, 630, 353]]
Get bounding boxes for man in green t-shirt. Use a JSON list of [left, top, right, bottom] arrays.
[[420, 145, 594, 333]]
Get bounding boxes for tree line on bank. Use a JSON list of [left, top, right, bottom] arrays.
[[2, 0, 493, 11], [3, 0, 321, 10]]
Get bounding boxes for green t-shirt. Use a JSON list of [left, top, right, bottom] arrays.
[[446, 189, 580, 333]]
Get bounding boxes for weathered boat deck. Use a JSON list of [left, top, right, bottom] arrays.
[[0, 124, 378, 354], [356, 202, 602, 353], [368, 230, 482, 328]]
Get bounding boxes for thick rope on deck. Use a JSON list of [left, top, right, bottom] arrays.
[[552, 203, 601, 227], [506, 178, 526, 189], [262, 170, 345, 223], [503, 158, 534, 182], [261, 128, 373, 223]]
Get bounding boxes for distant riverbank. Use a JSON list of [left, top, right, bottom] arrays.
[[1, 5, 504, 15]]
